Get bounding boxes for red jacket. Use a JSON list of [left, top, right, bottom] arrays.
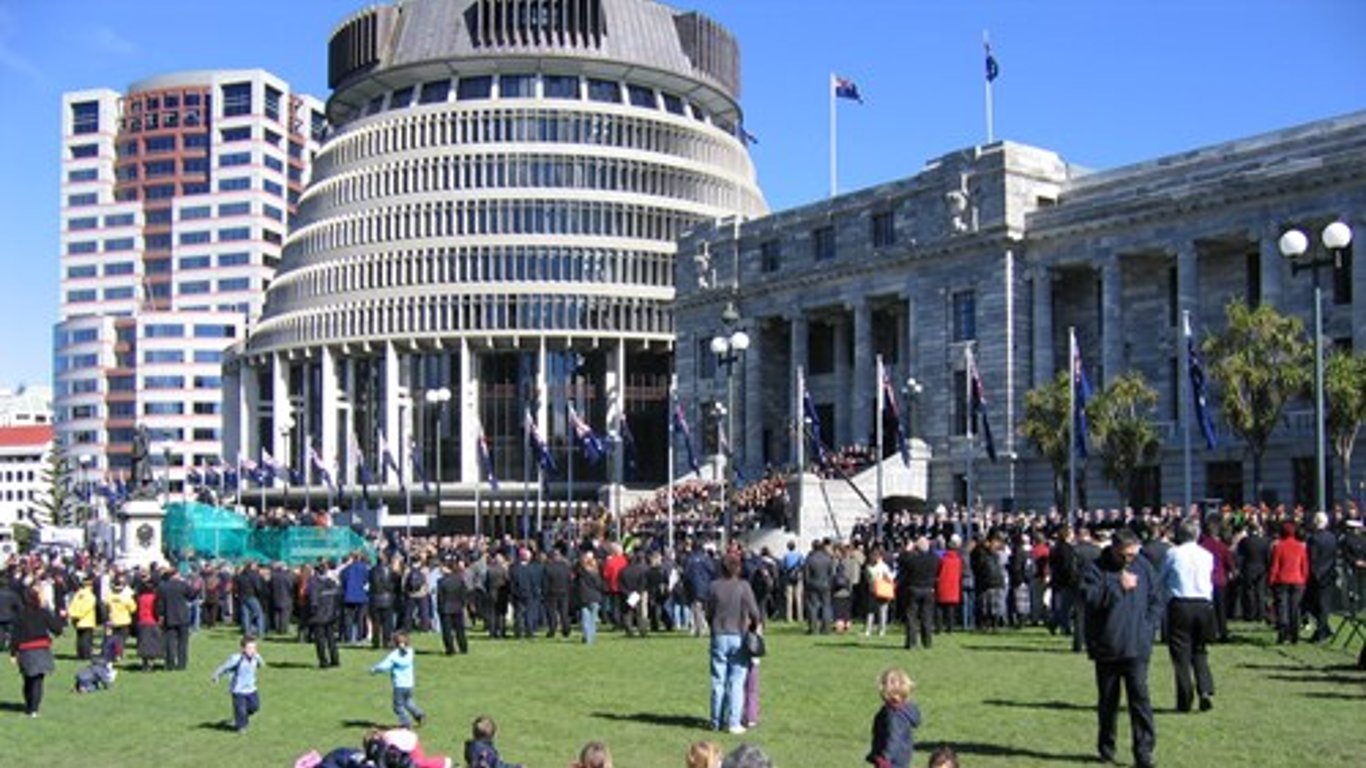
[[136, 592, 159, 627], [602, 553, 627, 594], [1269, 537, 1309, 587], [936, 550, 963, 605]]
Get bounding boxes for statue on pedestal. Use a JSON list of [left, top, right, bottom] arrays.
[[128, 425, 157, 500]]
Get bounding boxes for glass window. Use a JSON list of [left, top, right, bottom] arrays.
[[456, 76, 493, 101], [144, 234, 172, 250], [103, 261, 135, 276], [218, 227, 251, 242], [263, 129, 282, 147], [71, 101, 100, 135], [67, 193, 98, 207], [144, 323, 183, 338], [144, 184, 175, 200], [70, 143, 99, 159], [180, 205, 211, 220], [67, 241, 98, 255], [952, 290, 976, 342], [183, 133, 209, 149], [264, 85, 282, 121], [146, 208, 173, 225], [263, 180, 282, 197], [760, 240, 781, 273], [390, 86, 414, 109], [218, 177, 250, 192], [66, 289, 97, 303], [311, 110, 327, 143], [419, 80, 450, 104], [178, 255, 211, 270], [220, 126, 251, 143], [179, 231, 211, 246], [218, 277, 250, 291], [218, 202, 250, 217], [499, 75, 534, 99], [144, 135, 176, 153], [627, 85, 656, 109], [222, 82, 252, 117], [812, 226, 835, 261], [587, 79, 621, 103], [182, 182, 209, 196], [115, 165, 139, 182], [144, 159, 176, 177], [103, 287, 134, 301], [193, 350, 223, 365], [662, 93, 685, 115], [143, 349, 184, 364], [69, 216, 99, 231], [104, 213, 135, 227], [67, 168, 98, 182], [219, 151, 251, 167], [67, 265, 98, 279], [1333, 245, 1353, 305], [144, 375, 185, 390], [263, 204, 283, 222], [872, 211, 896, 248], [143, 401, 184, 415], [263, 155, 284, 172], [194, 323, 235, 338], [217, 252, 250, 267], [193, 376, 221, 390], [543, 75, 579, 99], [179, 281, 211, 295]]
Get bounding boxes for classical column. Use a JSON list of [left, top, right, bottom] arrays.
[[833, 313, 850, 446], [1258, 224, 1285, 308], [459, 339, 479, 483], [320, 345, 340, 474], [1101, 256, 1123, 385], [343, 357, 358, 486], [271, 352, 290, 463], [1354, 211, 1366, 353], [1031, 266, 1053, 388], [241, 359, 260, 460], [789, 312, 808, 464], [903, 289, 918, 380], [743, 318, 764, 468], [851, 298, 873, 448], [383, 341, 402, 485]]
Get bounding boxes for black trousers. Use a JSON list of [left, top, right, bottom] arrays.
[[904, 588, 935, 649], [1094, 658, 1155, 768], [76, 627, 95, 660], [440, 611, 468, 654], [1167, 598, 1216, 710], [1242, 575, 1268, 623], [1305, 579, 1335, 639], [272, 605, 292, 635], [342, 603, 367, 643], [314, 621, 339, 667], [369, 606, 394, 649], [1274, 584, 1304, 643], [22, 673, 44, 715], [1212, 586, 1229, 640], [544, 595, 571, 637], [163, 625, 190, 670]]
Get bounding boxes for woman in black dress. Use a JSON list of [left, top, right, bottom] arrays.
[[9, 585, 64, 717]]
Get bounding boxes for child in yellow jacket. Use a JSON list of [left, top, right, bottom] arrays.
[[67, 577, 99, 661]]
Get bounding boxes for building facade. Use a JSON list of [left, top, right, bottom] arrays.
[[227, 0, 763, 520], [676, 112, 1366, 515], [0, 425, 54, 528], [55, 71, 323, 494], [0, 386, 53, 427]]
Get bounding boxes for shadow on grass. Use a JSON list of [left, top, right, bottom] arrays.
[[982, 698, 1093, 712], [591, 711, 711, 730], [194, 720, 239, 733], [341, 718, 387, 729], [1267, 673, 1365, 686], [813, 640, 901, 651], [962, 644, 1073, 654], [267, 660, 321, 670], [1302, 690, 1366, 700], [0, 701, 28, 713], [948, 740, 1095, 763]]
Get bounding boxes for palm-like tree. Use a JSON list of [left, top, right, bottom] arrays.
[[1019, 370, 1077, 511], [1324, 349, 1366, 504], [1089, 372, 1161, 508]]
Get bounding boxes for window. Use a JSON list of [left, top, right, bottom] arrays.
[[67, 265, 97, 279], [180, 205, 211, 220], [104, 213, 134, 227], [587, 79, 621, 103], [144, 375, 185, 390], [71, 100, 100, 134], [263, 155, 283, 173], [264, 85, 281, 121], [218, 252, 250, 267], [222, 82, 252, 117], [390, 86, 414, 109], [67, 168, 98, 183], [69, 216, 99, 231], [67, 193, 97, 207], [108, 402, 135, 417], [182, 157, 208, 175], [1206, 461, 1244, 508], [952, 290, 976, 342], [218, 177, 250, 192], [144, 184, 175, 200], [194, 324, 235, 338], [103, 287, 134, 300], [146, 208, 173, 225], [66, 289, 97, 303], [218, 202, 250, 217], [179, 281, 211, 295], [67, 240, 97, 255], [182, 182, 209, 196], [183, 133, 209, 149], [263, 180, 282, 197], [1245, 251, 1261, 308], [70, 143, 99, 159], [457, 76, 492, 101], [219, 226, 250, 242], [144, 135, 176, 153], [1167, 264, 1179, 328], [263, 204, 283, 222], [218, 277, 250, 291], [144, 234, 172, 250], [760, 240, 781, 273], [103, 261, 134, 276], [219, 151, 251, 167], [952, 369, 969, 435], [543, 75, 579, 99], [311, 110, 326, 143], [115, 165, 139, 182], [178, 255, 211, 270], [627, 85, 656, 109], [192, 400, 221, 414], [872, 211, 896, 248], [696, 338, 716, 380], [221, 126, 251, 143], [192, 428, 221, 441], [192, 375, 221, 389], [1333, 245, 1353, 305], [143, 349, 184, 364], [144, 401, 184, 415], [179, 231, 211, 246], [498, 75, 534, 99], [143, 159, 176, 178], [812, 226, 835, 261], [808, 321, 835, 374], [662, 93, 685, 115], [419, 80, 450, 104], [193, 350, 223, 365], [103, 237, 134, 252]]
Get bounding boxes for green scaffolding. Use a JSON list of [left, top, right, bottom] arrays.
[[162, 501, 371, 566]]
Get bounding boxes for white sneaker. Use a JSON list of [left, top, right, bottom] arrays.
[[727, 724, 746, 735]]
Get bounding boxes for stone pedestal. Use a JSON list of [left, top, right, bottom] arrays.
[[116, 499, 167, 570]]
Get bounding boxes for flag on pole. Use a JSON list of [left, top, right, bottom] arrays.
[[378, 429, 401, 484], [1072, 334, 1093, 459], [619, 413, 638, 481], [410, 440, 429, 493], [672, 400, 701, 475], [223, 467, 238, 491], [205, 466, 221, 488], [477, 422, 499, 491], [568, 402, 606, 465], [967, 348, 998, 463], [1185, 317, 1218, 450], [833, 75, 863, 103], [738, 123, 759, 146], [803, 390, 831, 466], [985, 41, 1000, 82], [881, 368, 911, 467], [259, 448, 280, 485], [525, 409, 557, 476], [309, 444, 334, 488], [348, 430, 371, 497]]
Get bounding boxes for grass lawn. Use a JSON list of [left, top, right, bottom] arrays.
[[6, 617, 1364, 767]]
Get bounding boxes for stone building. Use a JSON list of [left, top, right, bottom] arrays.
[[676, 111, 1366, 515]]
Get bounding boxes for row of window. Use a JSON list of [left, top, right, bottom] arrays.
[[316, 107, 742, 180], [66, 237, 136, 256], [144, 375, 223, 390], [68, 213, 136, 231], [107, 177, 298, 205], [291, 198, 694, 261], [65, 261, 138, 279], [144, 323, 237, 339], [253, 292, 672, 352], [270, 244, 672, 309], [304, 152, 738, 223], [179, 277, 253, 295], [66, 287, 134, 303], [178, 252, 254, 270]]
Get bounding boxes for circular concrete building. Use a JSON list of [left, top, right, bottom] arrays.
[[226, 0, 764, 527]]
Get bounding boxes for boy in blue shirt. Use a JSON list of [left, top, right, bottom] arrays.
[[370, 631, 425, 728], [211, 635, 264, 733]]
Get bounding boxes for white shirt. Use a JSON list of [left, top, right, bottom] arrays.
[[1161, 541, 1214, 600]]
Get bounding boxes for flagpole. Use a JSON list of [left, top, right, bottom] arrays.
[[875, 354, 885, 545], [567, 392, 574, 532], [829, 73, 837, 198], [1181, 310, 1193, 515], [965, 345, 976, 538], [983, 30, 995, 144], [402, 416, 412, 545], [795, 366, 806, 533], [1068, 327, 1078, 532], [667, 374, 676, 552]]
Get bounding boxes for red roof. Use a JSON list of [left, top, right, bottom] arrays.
[[0, 424, 54, 448]]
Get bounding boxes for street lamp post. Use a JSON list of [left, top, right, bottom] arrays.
[[710, 301, 749, 548], [1279, 222, 1352, 515], [275, 412, 294, 514], [903, 377, 923, 438], [79, 454, 93, 521], [424, 387, 452, 520]]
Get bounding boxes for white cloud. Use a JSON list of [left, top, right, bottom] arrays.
[[88, 25, 137, 57]]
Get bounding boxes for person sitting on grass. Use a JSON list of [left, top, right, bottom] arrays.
[[210, 635, 264, 733], [926, 744, 959, 768], [686, 740, 723, 768], [464, 715, 523, 768], [571, 741, 614, 768], [866, 667, 922, 768]]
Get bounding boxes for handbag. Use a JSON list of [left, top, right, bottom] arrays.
[[873, 576, 895, 601], [743, 630, 766, 658]]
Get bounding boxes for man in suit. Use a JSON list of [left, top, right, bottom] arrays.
[[269, 562, 296, 635], [1082, 527, 1160, 768], [510, 548, 543, 639], [309, 562, 341, 668], [156, 568, 198, 670], [1236, 522, 1271, 624], [803, 539, 834, 635], [542, 546, 573, 638], [1306, 512, 1339, 643], [436, 559, 469, 655]]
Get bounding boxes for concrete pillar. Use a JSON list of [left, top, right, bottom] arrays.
[[1031, 266, 1053, 387], [242, 359, 261, 460], [343, 357, 358, 485], [383, 341, 402, 485], [1257, 223, 1285, 308], [1101, 256, 1123, 385], [789, 313, 808, 466], [459, 339, 479, 483], [320, 346, 340, 475], [271, 352, 289, 465], [743, 318, 764, 469], [903, 288, 918, 379], [833, 313, 850, 446], [851, 298, 873, 448]]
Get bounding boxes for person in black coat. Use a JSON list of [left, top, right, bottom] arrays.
[[1305, 512, 1339, 643], [902, 538, 940, 650], [9, 586, 64, 717], [1236, 522, 1271, 623], [368, 558, 399, 650], [270, 563, 296, 635], [542, 548, 573, 638], [803, 540, 834, 635], [0, 573, 21, 650], [1081, 528, 1161, 768], [309, 564, 341, 668], [156, 568, 198, 671], [436, 560, 469, 655], [509, 549, 543, 639]]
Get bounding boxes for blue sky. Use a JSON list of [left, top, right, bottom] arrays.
[[1, 0, 1363, 388]]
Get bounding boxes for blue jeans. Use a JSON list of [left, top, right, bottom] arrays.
[[709, 633, 747, 730], [581, 603, 600, 645], [392, 687, 425, 727], [232, 691, 259, 731], [241, 597, 265, 638]]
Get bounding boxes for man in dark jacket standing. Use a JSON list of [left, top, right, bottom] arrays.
[[1306, 512, 1338, 643], [340, 552, 370, 644], [156, 568, 198, 670], [436, 559, 468, 655], [803, 539, 834, 635], [1236, 522, 1271, 624], [235, 562, 266, 638], [368, 558, 397, 649], [510, 548, 543, 639], [542, 547, 573, 638], [309, 563, 341, 668], [902, 537, 940, 649], [270, 562, 296, 635], [618, 551, 649, 638], [1082, 528, 1160, 768]]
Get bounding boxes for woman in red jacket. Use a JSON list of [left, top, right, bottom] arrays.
[[935, 537, 964, 633], [1268, 521, 1309, 645]]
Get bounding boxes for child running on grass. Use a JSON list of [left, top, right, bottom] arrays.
[[370, 631, 425, 728], [211, 635, 264, 733], [865, 667, 922, 768]]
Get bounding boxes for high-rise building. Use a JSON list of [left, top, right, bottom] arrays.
[[55, 71, 324, 494], [226, 0, 764, 525]]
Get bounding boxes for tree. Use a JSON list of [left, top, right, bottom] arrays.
[[1019, 370, 1086, 511], [36, 448, 76, 527], [1324, 348, 1366, 504], [1088, 372, 1161, 508], [1203, 301, 1312, 502]]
